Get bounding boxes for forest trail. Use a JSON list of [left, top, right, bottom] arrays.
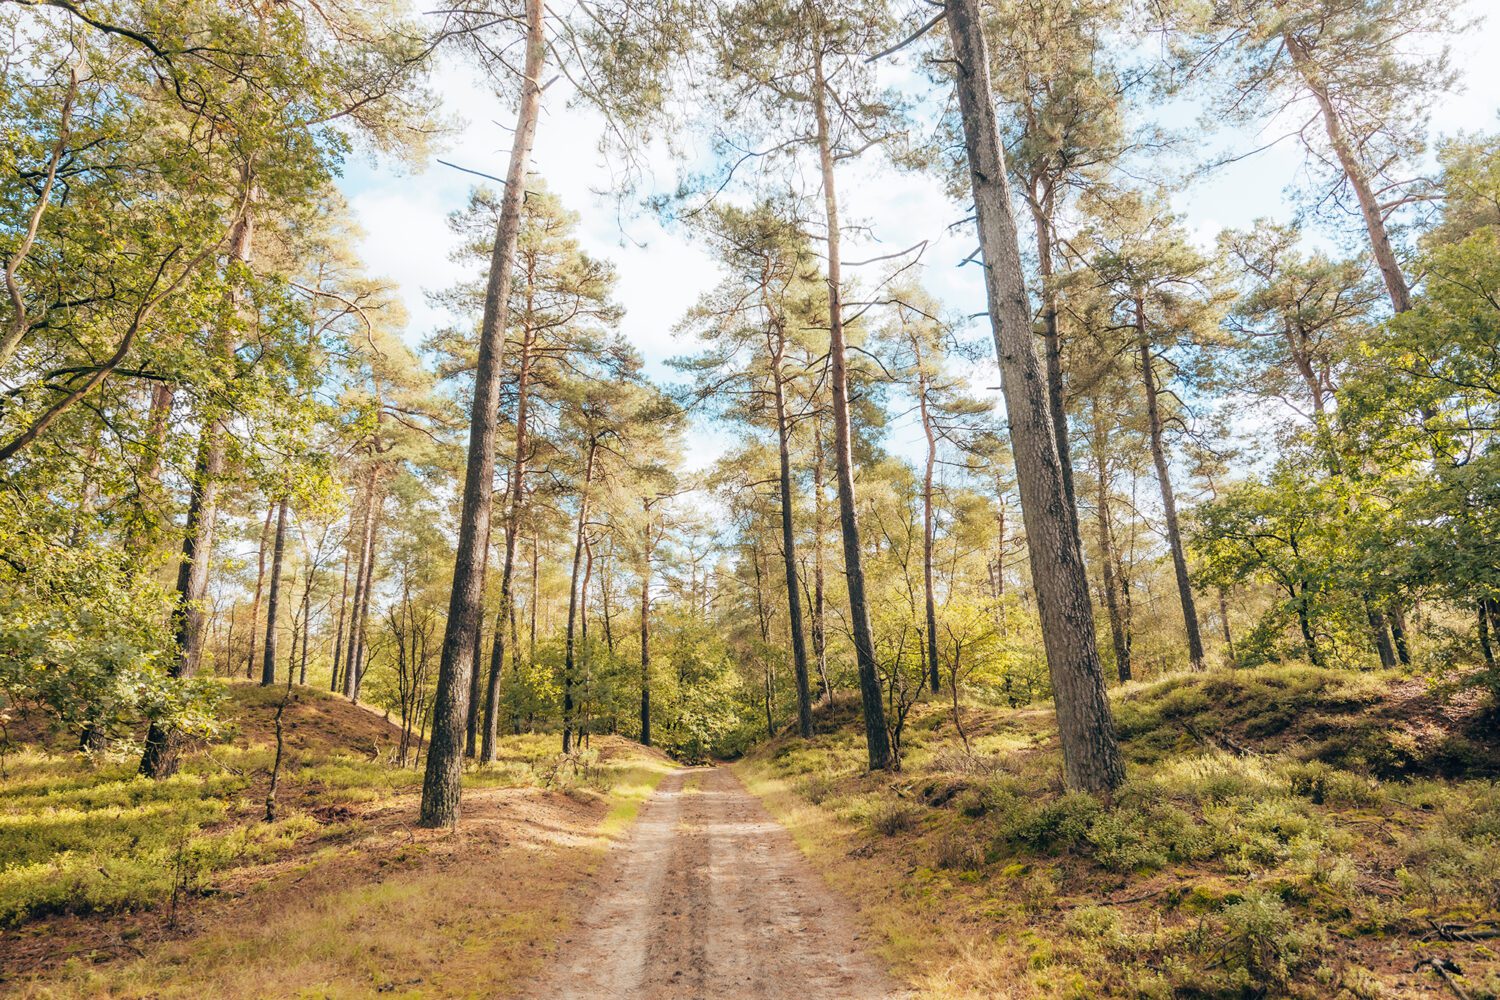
[[528, 765, 905, 1000]]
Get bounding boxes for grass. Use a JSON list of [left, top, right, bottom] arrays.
[[739, 664, 1500, 999], [1, 684, 676, 997]]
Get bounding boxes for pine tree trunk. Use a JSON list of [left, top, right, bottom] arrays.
[[811, 42, 891, 771], [246, 502, 274, 680], [639, 532, 653, 746], [811, 424, 832, 707], [261, 499, 289, 686], [352, 492, 386, 703], [1028, 202, 1081, 540], [140, 204, 253, 779], [465, 520, 491, 759], [1136, 308, 1205, 671], [418, 0, 544, 828], [1091, 404, 1130, 682], [561, 441, 597, 755], [345, 479, 380, 700], [1480, 601, 1495, 666], [919, 369, 942, 695], [770, 331, 814, 738], [1284, 32, 1410, 314], [1219, 587, 1236, 664], [943, 0, 1124, 793], [485, 334, 533, 761]]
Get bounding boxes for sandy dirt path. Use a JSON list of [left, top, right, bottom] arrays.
[[528, 765, 904, 1000]]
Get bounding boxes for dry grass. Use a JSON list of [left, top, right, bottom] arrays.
[[739, 665, 1500, 999], [1, 685, 676, 998]]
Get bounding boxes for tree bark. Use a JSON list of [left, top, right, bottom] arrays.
[[811, 41, 891, 771], [1136, 305, 1205, 671], [419, 0, 545, 829], [1091, 403, 1130, 683], [1284, 32, 1410, 314], [639, 526, 653, 746], [484, 331, 534, 762], [246, 503, 274, 679], [916, 358, 942, 695], [260, 498, 290, 686], [1028, 201, 1082, 541], [811, 422, 832, 707], [943, 0, 1124, 793], [561, 440, 598, 755], [140, 204, 253, 779], [769, 322, 814, 738]]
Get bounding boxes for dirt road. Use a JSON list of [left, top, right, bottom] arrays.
[[529, 766, 904, 999]]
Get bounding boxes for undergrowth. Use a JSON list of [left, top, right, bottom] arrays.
[[744, 664, 1500, 999]]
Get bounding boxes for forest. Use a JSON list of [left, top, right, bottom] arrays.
[[1, 0, 1498, 996]]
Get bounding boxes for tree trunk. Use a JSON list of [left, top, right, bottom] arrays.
[[346, 482, 383, 701], [1091, 404, 1131, 683], [1297, 584, 1323, 667], [246, 502, 275, 680], [811, 422, 832, 707], [140, 204, 253, 779], [917, 363, 942, 695], [1028, 201, 1081, 540], [1480, 601, 1495, 667], [465, 520, 491, 759], [562, 441, 598, 755], [418, 0, 544, 828], [1136, 307, 1205, 671], [485, 333, 534, 761], [260, 498, 290, 686], [1365, 598, 1398, 669], [811, 42, 891, 771], [1284, 32, 1410, 314], [770, 328, 814, 738], [943, 0, 1124, 793], [1218, 586, 1236, 664], [330, 522, 354, 693], [640, 529, 653, 746]]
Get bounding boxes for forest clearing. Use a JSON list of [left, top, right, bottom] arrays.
[[2, 0, 1499, 995]]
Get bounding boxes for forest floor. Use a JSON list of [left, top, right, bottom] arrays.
[[739, 663, 1500, 999], [0, 684, 674, 998], [525, 764, 904, 999]]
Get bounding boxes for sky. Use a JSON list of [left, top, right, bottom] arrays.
[[338, 4, 1500, 476]]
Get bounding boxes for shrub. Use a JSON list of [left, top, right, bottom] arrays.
[[869, 799, 921, 836]]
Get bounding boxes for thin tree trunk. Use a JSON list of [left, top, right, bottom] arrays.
[[811, 424, 832, 707], [330, 524, 353, 693], [917, 365, 942, 695], [811, 41, 891, 771], [1480, 601, 1495, 667], [465, 519, 491, 759], [1136, 306, 1205, 671], [943, 0, 1124, 793], [1091, 404, 1130, 683], [261, 498, 290, 686], [246, 503, 275, 680], [140, 204, 253, 780], [769, 325, 813, 737], [1028, 201, 1081, 539], [1218, 586, 1236, 665], [344, 476, 379, 699], [561, 441, 598, 755], [640, 527, 653, 746], [483, 332, 533, 762], [349, 494, 385, 703]]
